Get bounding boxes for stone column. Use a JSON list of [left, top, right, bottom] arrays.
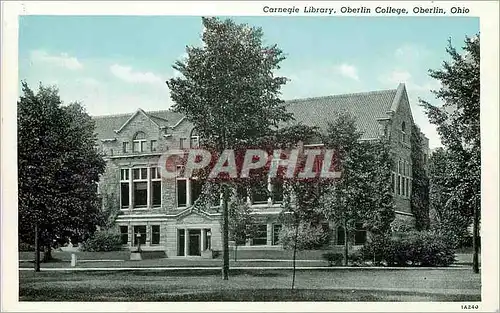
[[129, 168, 133, 210], [186, 179, 192, 206], [184, 228, 189, 256], [201, 229, 206, 252]]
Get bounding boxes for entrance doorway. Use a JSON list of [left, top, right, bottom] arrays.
[[177, 228, 212, 256]]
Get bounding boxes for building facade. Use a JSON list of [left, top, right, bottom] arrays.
[[93, 83, 429, 257]]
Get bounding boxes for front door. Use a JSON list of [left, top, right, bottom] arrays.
[[189, 230, 201, 256]]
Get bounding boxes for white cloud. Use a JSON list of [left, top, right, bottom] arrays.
[[30, 50, 83, 70], [336, 63, 359, 81], [110, 64, 163, 85], [383, 70, 412, 85], [394, 44, 430, 62]]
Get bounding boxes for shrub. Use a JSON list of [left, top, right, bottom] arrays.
[[322, 252, 343, 266], [80, 231, 122, 252], [348, 251, 365, 266], [360, 230, 456, 267], [19, 242, 35, 252]]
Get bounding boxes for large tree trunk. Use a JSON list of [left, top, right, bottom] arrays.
[[472, 198, 480, 273], [291, 219, 299, 290], [343, 220, 349, 266], [222, 186, 229, 280], [34, 224, 40, 272]]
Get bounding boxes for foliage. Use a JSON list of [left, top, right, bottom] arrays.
[[322, 252, 343, 266], [419, 35, 480, 247], [19, 242, 35, 252], [228, 197, 258, 247], [410, 124, 430, 230], [318, 111, 395, 264], [18, 82, 106, 254], [428, 149, 472, 247], [80, 231, 123, 252], [101, 192, 121, 230], [359, 231, 456, 267], [279, 222, 330, 250], [348, 251, 365, 267]]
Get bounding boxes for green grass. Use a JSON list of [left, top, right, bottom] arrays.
[[19, 268, 481, 302]]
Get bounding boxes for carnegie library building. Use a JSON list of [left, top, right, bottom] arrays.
[[93, 83, 430, 258]]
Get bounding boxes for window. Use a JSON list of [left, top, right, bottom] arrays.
[[401, 122, 407, 143], [120, 169, 130, 208], [406, 178, 410, 197], [132, 168, 148, 208], [151, 140, 157, 152], [151, 167, 161, 207], [192, 179, 203, 204], [151, 225, 160, 245], [120, 226, 128, 245], [272, 224, 282, 245], [354, 223, 367, 245], [397, 176, 401, 195], [236, 185, 248, 202], [177, 179, 187, 207], [272, 180, 284, 203], [336, 226, 346, 245], [133, 132, 147, 153], [133, 225, 146, 245], [252, 181, 269, 204], [180, 138, 187, 150], [122, 142, 129, 153], [252, 225, 268, 245], [190, 129, 200, 148], [391, 173, 395, 193]]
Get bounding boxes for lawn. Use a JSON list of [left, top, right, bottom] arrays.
[[19, 268, 481, 302]]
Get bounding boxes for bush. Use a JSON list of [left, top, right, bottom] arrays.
[[322, 252, 343, 266], [19, 242, 35, 252], [80, 231, 122, 252], [360, 231, 456, 267], [348, 251, 365, 266]]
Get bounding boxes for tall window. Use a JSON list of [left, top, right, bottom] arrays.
[[151, 225, 160, 245], [133, 225, 146, 245], [177, 178, 187, 207], [179, 138, 187, 150], [120, 226, 128, 245], [150, 140, 157, 152], [122, 142, 129, 153], [120, 169, 130, 208], [133, 168, 148, 208], [151, 167, 161, 207], [192, 179, 203, 204], [337, 226, 346, 245], [401, 122, 407, 143], [354, 223, 367, 245], [272, 180, 284, 203], [133, 132, 147, 153], [252, 225, 268, 245], [252, 181, 269, 204]]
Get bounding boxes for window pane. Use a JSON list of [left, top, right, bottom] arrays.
[[252, 225, 267, 245], [140, 141, 145, 152], [134, 182, 147, 207], [177, 229, 185, 256], [151, 225, 160, 245], [192, 179, 203, 204], [177, 179, 187, 207], [406, 178, 409, 197], [272, 181, 284, 203], [397, 176, 401, 195], [141, 168, 147, 179], [151, 140, 157, 152], [152, 181, 161, 206], [133, 168, 140, 180], [120, 226, 128, 245], [272, 224, 282, 245], [252, 182, 269, 204], [121, 183, 129, 207], [122, 142, 128, 153], [337, 226, 345, 245], [133, 141, 139, 153], [121, 169, 129, 181], [133, 226, 146, 245], [354, 227, 367, 245]]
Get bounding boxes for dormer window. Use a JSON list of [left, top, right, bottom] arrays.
[[401, 122, 407, 143], [133, 132, 147, 153]]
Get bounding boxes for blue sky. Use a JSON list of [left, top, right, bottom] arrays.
[[18, 16, 479, 149]]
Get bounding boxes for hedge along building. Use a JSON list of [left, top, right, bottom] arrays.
[[93, 83, 429, 257]]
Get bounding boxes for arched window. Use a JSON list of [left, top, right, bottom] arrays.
[[401, 122, 407, 143], [190, 128, 200, 148], [133, 131, 147, 153]]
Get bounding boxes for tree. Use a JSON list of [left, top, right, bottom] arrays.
[[419, 34, 480, 273], [410, 124, 430, 230], [227, 197, 258, 261], [18, 82, 105, 269], [167, 17, 294, 280], [319, 111, 395, 265]]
